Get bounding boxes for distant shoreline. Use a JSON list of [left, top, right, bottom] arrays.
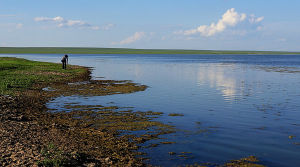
[[1, 47, 299, 55]]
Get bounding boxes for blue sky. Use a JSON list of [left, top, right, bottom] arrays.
[[0, 0, 300, 51]]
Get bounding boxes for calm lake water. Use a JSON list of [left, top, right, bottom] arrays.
[[2, 54, 300, 167]]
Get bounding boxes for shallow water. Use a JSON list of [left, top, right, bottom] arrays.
[[2, 54, 300, 166]]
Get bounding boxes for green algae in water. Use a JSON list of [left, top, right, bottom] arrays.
[[168, 113, 184, 116], [168, 152, 176, 155], [54, 102, 175, 140], [181, 156, 265, 167]]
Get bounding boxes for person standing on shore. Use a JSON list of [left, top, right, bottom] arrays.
[[61, 54, 68, 69]]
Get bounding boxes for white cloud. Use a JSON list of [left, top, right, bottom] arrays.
[[34, 16, 63, 22], [256, 17, 264, 23], [34, 16, 100, 30], [181, 8, 264, 37], [249, 14, 264, 24], [119, 32, 146, 45], [183, 8, 246, 36]]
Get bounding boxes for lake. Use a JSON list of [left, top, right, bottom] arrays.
[[2, 54, 300, 167]]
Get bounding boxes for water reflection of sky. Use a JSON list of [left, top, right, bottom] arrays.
[[1, 54, 300, 167], [196, 64, 240, 102]]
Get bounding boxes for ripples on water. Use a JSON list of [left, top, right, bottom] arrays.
[[2, 54, 300, 167]]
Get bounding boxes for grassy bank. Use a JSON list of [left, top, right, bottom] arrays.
[[0, 47, 300, 55], [0, 57, 87, 95]]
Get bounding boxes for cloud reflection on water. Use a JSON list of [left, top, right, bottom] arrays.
[[197, 63, 242, 102]]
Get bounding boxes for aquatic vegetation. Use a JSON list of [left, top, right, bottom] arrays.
[[181, 152, 192, 154], [223, 156, 265, 167], [47, 80, 147, 97], [147, 144, 159, 148], [35, 79, 167, 165], [168, 113, 184, 116], [168, 152, 176, 155], [289, 135, 295, 139], [182, 156, 265, 167]]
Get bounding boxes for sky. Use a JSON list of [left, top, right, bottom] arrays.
[[0, 0, 300, 51]]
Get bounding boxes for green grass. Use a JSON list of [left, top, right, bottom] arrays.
[[0, 47, 299, 55], [38, 143, 67, 167], [0, 57, 86, 95]]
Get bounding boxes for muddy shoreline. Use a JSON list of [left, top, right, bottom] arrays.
[[0, 66, 165, 166]]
